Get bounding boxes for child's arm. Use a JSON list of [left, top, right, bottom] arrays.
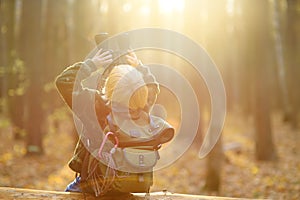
[[55, 49, 112, 109], [126, 51, 160, 111], [126, 51, 159, 92]]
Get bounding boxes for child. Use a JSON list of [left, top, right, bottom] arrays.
[[55, 49, 174, 197]]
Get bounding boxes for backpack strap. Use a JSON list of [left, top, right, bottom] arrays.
[[106, 113, 174, 149], [80, 132, 119, 197]]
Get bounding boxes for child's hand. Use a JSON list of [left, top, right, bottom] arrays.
[[91, 49, 112, 68], [126, 50, 141, 67]]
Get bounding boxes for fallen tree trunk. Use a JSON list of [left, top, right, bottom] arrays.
[[0, 187, 252, 200]]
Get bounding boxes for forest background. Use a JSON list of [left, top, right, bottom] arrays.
[[0, 0, 299, 199]]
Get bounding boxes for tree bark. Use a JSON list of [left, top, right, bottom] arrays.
[[0, 0, 15, 112], [251, 0, 277, 161], [204, 137, 224, 191], [254, 69, 277, 161], [272, 0, 291, 120], [284, 0, 300, 129], [19, 0, 45, 155]]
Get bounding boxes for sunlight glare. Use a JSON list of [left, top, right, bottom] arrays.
[[123, 2, 132, 13], [99, 0, 108, 14], [226, 0, 235, 16], [140, 5, 151, 15], [158, 0, 185, 14]]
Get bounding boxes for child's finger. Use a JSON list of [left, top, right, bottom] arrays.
[[102, 54, 112, 61], [126, 56, 134, 62], [99, 50, 111, 57], [103, 58, 113, 64], [126, 55, 134, 60], [127, 50, 137, 58], [95, 48, 103, 56]]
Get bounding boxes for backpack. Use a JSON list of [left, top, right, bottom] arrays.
[[69, 113, 174, 197]]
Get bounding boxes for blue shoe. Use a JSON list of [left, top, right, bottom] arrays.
[[65, 176, 82, 192]]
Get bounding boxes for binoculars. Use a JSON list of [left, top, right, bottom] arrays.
[[94, 32, 132, 92], [95, 32, 130, 66]]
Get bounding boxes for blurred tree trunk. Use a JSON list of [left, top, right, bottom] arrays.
[[250, 0, 277, 161], [71, 0, 93, 60], [44, 0, 64, 81], [0, 0, 8, 106], [254, 67, 277, 161], [0, 0, 27, 139], [19, 0, 45, 155], [43, 0, 69, 109], [66, 0, 91, 145], [0, 0, 15, 113], [204, 137, 223, 191], [272, 0, 291, 117], [284, 0, 300, 129]]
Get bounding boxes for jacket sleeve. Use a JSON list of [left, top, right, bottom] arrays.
[[55, 59, 98, 109], [136, 64, 160, 93], [56, 59, 110, 127]]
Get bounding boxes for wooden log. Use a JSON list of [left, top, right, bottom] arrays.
[[0, 187, 252, 200]]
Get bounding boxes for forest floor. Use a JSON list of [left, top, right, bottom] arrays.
[[0, 109, 299, 200]]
